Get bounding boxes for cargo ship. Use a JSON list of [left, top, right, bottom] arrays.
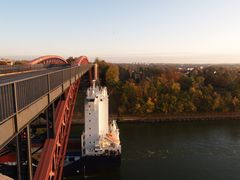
[[81, 80, 121, 172]]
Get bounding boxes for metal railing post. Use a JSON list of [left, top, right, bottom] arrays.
[[26, 124, 33, 180], [62, 69, 64, 92], [47, 74, 50, 103], [13, 82, 18, 132], [13, 82, 22, 180], [70, 67, 72, 84], [52, 103, 56, 138]]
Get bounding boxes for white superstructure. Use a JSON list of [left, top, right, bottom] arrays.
[[81, 80, 121, 157]]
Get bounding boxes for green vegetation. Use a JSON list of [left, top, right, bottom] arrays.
[[96, 60, 240, 115]]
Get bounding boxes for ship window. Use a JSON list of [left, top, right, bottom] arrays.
[[100, 99, 102, 101], [87, 99, 95, 102]]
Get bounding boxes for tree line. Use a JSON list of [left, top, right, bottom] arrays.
[[96, 59, 240, 115]]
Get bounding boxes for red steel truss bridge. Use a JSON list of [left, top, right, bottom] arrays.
[[0, 55, 95, 180]]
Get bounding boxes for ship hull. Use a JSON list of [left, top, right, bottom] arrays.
[[83, 154, 121, 173]]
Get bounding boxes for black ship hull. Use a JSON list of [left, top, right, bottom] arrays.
[[63, 153, 121, 177], [83, 154, 121, 173]]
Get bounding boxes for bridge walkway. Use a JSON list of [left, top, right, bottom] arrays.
[[0, 64, 93, 150]]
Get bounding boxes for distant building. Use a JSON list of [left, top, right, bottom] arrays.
[[187, 67, 194, 71]]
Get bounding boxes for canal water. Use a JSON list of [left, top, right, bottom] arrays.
[[66, 120, 240, 180]]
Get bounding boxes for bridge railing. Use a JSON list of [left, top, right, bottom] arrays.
[[0, 64, 92, 124], [0, 64, 69, 74], [0, 84, 15, 122]]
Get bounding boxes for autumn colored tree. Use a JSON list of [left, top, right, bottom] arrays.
[[106, 64, 120, 87], [95, 61, 240, 115], [95, 59, 109, 86]]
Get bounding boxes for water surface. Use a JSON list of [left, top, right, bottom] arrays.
[[68, 120, 240, 180]]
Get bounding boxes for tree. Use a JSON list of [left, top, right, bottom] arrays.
[[145, 97, 155, 113], [0, 61, 7, 65], [119, 81, 138, 114], [66, 57, 75, 64], [96, 60, 240, 115], [179, 75, 193, 91], [171, 82, 181, 94], [95, 59, 109, 86], [106, 64, 119, 87], [232, 96, 240, 112]]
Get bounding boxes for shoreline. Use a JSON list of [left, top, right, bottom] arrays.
[[72, 112, 240, 124]]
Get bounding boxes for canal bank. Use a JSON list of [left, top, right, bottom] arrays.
[[72, 112, 240, 124]]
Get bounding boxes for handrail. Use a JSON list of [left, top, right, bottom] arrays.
[[0, 64, 69, 75], [0, 65, 80, 86], [0, 64, 92, 123]]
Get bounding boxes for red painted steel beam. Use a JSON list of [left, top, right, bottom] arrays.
[[74, 56, 89, 66], [33, 80, 80, 180], [73, 56, 92, 84], [29, 55, 67, 65], [29, 55, 90, 65]]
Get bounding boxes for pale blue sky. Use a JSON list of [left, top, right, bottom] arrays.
[[1, 0, 240, 63]]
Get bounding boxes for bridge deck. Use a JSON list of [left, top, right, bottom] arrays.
[[0, 64, 92, 150], [0, 66, 70, 85]]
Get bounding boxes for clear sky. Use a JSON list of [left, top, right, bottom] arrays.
[[1, 0, 240, 63]]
